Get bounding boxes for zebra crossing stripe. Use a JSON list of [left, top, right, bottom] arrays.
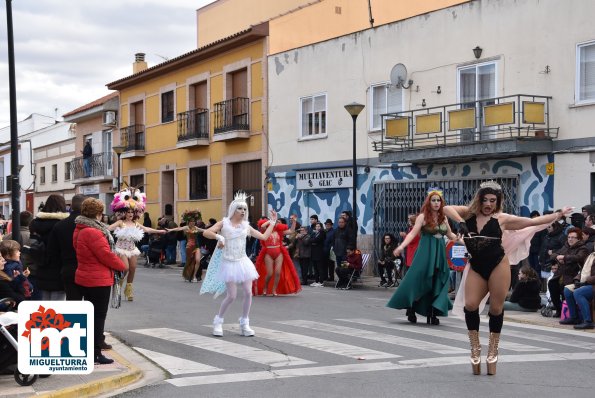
[[339, 318, 550, 352], [131, 328, 314, 367], [166, 352, 595, 387], [223, 324, 400, 360], [276, 320, 467, 354], [134, 347, 223, 375]]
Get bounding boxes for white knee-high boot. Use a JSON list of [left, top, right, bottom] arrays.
[[213, 315, 224, 337], [239, 317, 254, 336]]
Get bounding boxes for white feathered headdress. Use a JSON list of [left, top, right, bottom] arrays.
[[227, 191, 250, 220]]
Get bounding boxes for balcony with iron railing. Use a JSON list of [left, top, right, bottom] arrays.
[[213, 97, 250, 141], [374, 94, 558, 165], [120, 124, 145, 158], [70, 152, 114, 184], [176, 108, 210, 148]]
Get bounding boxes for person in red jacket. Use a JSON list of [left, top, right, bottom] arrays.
[[73, 198, 127, 365], [335, 245, 362, 289]]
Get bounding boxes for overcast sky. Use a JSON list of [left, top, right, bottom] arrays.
[[0, 0, 216, 128]]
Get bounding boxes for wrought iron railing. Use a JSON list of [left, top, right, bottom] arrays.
[[373, 94, 558, 153], [71, 152, 114, 180], [214, 97, 249, 134], [177, 108, 209, 142], [121, 124, 145, 151]]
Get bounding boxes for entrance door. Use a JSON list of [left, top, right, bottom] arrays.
[[232, 160, 262, 222], [161, 170, 175, 219]]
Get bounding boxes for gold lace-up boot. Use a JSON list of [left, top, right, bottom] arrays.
[[468, 330, 481, 375], [486, 332, 501, 375], [124, 283, 133, 301]]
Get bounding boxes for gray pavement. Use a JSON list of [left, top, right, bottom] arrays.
[[1, 270, 593, 398]]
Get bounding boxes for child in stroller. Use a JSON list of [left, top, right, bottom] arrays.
[[0, 298, 41, 386]]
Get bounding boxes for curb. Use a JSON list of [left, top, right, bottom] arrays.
[[36, 343, 143, 398]]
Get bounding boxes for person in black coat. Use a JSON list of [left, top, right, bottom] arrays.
[[378, 233, 398, 287], [323, 219, 336, 281], [0, 256, 26, 311], [47, 194, 86, 301], [29, 194, 69, 300], [309, 222, 326, 286], [503, 265, 542, 312], [538, 221, 567, 274]]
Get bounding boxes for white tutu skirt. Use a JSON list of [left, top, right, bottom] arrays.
[[217, 256, 259, 283], [115, 247, 140, 258]]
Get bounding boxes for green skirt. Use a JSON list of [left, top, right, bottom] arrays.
[[386, 233, 452, 317]]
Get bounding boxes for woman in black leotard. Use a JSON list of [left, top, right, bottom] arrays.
[[444, 181, 572, 376]]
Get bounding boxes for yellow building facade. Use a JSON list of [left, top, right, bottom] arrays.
[[107, 24, 269, 223], [197, 0, 470, 54]]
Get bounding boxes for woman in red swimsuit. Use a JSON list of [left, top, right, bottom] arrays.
[[254, 218, 301, 296]]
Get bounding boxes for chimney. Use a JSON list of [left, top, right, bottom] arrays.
[[133, 53, 147, 74]]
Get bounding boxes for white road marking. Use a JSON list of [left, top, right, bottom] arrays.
[[166, 352, 595, 387], [277, 320, 467, 354], [223, 324, 400, 360], [131, 328, 314, 367], [134, 347, 223, 375], [440, 318, 595, 339], [340, 318, 549, 352]]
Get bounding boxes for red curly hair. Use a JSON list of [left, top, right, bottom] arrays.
[[421, 192, 446, 230]]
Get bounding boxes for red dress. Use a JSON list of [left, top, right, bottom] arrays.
[[405, 227, 420, 268], [253, 223, 302, 295]]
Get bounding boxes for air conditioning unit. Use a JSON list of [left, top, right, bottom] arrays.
[[103, 111, 117, 126]]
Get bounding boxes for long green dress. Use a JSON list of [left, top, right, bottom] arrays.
[[386, 223, 452, 317]]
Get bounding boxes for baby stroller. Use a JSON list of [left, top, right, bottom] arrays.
[[0, 298, 39, 386], [147, 235, 165, 268], [540, 271, 555, 317]]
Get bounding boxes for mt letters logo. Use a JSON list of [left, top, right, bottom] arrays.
[[18, 301, 94, 374]]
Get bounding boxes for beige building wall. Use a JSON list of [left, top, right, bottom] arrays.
[[197, 0, 313, 46], [197, 0, 469, 53]]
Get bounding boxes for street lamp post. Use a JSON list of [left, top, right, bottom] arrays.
[[112, 145, 126, 191], [344, 102, 365, 247], [5, 0, 21, 244]]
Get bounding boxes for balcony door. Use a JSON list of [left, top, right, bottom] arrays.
[[231, 68, 248, 128], [458, 62, 496, 141], [103, 130, 113, 176], [190, 81, 208, 136]]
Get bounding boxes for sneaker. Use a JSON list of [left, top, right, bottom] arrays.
[[574, 322, 595, 330], [191, 278, 199, 283], [379, 281, 387, 287], [95, 354, 114, 365], [309, 282, 320, 287]]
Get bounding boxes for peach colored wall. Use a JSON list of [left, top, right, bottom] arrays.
[[196, 0, 315, 46], [197, 0, 469, 54], [269, 0, 470, 54]]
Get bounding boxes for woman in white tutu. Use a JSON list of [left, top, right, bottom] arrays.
[[201, 192, 277, 337], [108, 188, 165, 301]]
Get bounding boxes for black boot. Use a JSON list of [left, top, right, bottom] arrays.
[[406, 308, 417, 323], [95, 353, 114, 365]]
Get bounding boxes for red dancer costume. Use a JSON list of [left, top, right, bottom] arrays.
[[253, 220, 301, 295]]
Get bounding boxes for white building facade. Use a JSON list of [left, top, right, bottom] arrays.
[[266, 0, 595, 250]]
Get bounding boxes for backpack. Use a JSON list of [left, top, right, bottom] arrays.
[[22, 233, 47, 269]]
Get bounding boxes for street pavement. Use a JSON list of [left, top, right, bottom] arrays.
[[2, 261, 595, 398]]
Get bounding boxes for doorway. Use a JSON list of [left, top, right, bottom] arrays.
[[161, 170, 175, 219], [232, 160, 262, 223]]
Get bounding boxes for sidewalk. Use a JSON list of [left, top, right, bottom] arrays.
[[0, 334, 146, 398]]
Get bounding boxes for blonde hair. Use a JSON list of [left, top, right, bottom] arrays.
[[81, 198, 105, 219]]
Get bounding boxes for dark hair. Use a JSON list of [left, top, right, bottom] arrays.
[[529, 210, 540, 218], [519, 264, 538, 281], [42, 194, 66, 213], [165, 204, 173, 216], [209, 218, 217, 225], [310, 215, 318, 221], [19, 211, 33, 227], [346, 244, 356, 251], [71, 194, 86, 212], [324, 218, 333, 225]]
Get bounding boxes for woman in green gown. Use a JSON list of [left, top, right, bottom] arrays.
[[387, 190, 458, 325]]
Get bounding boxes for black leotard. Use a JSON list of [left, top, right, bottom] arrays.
[[464, 215, 505, 281]]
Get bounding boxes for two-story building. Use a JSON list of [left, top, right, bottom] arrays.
[[63, 92, 120, 208], [106, 24, 269, 222], [266, 0, 595, 251]]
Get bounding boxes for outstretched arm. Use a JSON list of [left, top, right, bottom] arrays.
[[164, 225, 189, 232], [500, 206, 573, 231], [141, 225, 168, 234], [443, 205, 470, 223], [394, 214, 425, 257], [250, 210, 278, 241], [106, 220, 122, 231]]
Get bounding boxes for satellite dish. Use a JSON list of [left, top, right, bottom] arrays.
[[390, 63, 413, 89]]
